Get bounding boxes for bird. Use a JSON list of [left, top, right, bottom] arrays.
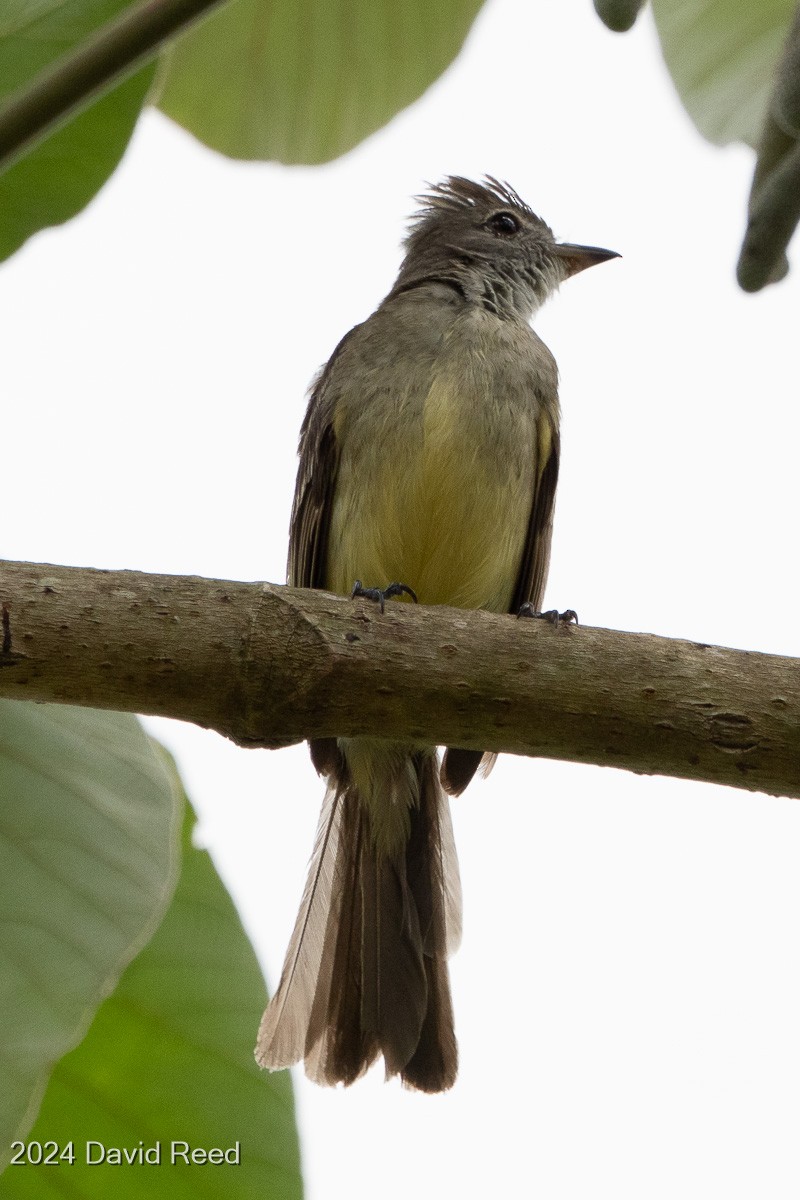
[[256, 175, 618, 1092]]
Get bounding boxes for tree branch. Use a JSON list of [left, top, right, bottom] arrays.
[[1, 558, 798, 798], [0, 0, 229, 172]]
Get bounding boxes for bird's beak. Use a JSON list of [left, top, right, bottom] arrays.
[[554, 243, 621, 278]]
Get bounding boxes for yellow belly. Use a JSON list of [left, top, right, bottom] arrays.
[[327, 365, 540, 612]]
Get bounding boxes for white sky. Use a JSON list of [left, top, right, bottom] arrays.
[[3, 0, 800, 1197]]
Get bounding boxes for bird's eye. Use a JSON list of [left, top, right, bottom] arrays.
[[486, 211, 521, 236]]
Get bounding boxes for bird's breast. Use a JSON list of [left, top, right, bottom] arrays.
[[328, 308, 556, 612]]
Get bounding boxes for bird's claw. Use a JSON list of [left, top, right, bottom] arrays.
[[351, 580, 418, 614], [517, 603, 578, 626]]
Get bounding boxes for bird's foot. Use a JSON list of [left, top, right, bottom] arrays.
[[517, 603, 578, 626], [351, 580, 418, 614]]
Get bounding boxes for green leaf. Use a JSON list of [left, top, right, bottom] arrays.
[[651, 0, 796, 147], [157, 0, 485, 164], [593, 0, 645, 34], [0, 703, 180, 1155], [1, 765, 302, 1199], [0, 0, 155, 260]]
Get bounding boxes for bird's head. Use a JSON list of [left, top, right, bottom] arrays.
[[396, 175, 618, 321]]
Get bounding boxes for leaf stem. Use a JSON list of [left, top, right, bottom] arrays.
[[0, 0, 229, 173]]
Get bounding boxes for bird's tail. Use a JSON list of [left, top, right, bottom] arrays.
[[255, 745, 461, 1092]]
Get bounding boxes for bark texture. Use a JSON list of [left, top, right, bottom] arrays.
[[0, 558, 798, 798]]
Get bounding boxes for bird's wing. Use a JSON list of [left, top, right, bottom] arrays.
[[509, 414, 560, 615], [289, 330, 363, 777], [288, 329, 361, 590]]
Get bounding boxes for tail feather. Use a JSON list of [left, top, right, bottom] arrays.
[[407, 753, 462, 957], [403, 953, 458, 1092], [305, 791, 378, 1085], [256, 745, 461, 1092], [403, 753, 459, 1092], [255, 782, 346, 1070], [360, 851, 427, 1078]]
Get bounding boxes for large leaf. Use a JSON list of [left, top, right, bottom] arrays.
[[157, 0, 485, 163], [0, 780, 301, 1199], [651, 0, 795, 147], [0, 0, 155, 260], [0, 704, 180, 1155]]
